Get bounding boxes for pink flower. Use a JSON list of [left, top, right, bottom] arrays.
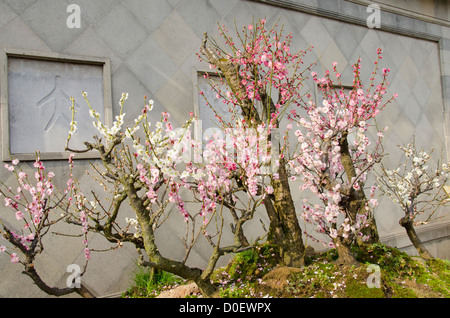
[[26, 233, 35, 241], [0, 246, 6, 253], [84, 248, 90, 260], [248, 24, 253, 31], [12, 159, 19, 166], [69, 153, 75, 163], [15, 211, 24, 220], [10, 253, 19, 264], [369, 198, 378, 207], [265, 186, 274, 194]]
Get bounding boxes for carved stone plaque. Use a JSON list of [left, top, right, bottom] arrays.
[[1, 49, 111, 160]]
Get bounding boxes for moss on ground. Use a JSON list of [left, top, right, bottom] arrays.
[[123, 242, 450, 298]]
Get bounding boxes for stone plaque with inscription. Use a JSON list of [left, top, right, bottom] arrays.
[[1, 49, 111, 160]]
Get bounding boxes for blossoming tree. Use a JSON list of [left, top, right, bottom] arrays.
[[199, 19, 396, 265], [289, 52, 396, 264], [0, 155, 95, 297], [63, 93, 272, 297], [199, 19, 312, 267], [377, 141, 450, 259]]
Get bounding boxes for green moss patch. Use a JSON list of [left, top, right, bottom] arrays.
[[123, 243, 449, 298]]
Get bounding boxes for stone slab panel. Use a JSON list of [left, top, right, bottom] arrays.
[[7, 57, 104, 155]]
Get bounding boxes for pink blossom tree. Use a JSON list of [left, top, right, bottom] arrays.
[[199, 18, 312, 267], [0, 155, 95, 297], [290, 52, 397, 264]]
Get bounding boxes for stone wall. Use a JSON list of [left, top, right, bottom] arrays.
[[0, 0, 449, 297]]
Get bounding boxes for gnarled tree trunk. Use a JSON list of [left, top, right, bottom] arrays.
[[339, 133, 380, 245], [268, 159, 305, 267], [399, 215, 433, 260]]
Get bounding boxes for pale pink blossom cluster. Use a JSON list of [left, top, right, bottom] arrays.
[[0, 156, 60, 263], [199, 18, 313, 127], [64, 153, 91, 260], [0, 152, 90, 263], [288, 50, 396, 246]]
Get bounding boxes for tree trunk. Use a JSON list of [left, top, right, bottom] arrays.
[[268, 159, 305, 267], [334, 235, 359, 266], [399, 216, 433, 260], [339, 133, 380, 244], [195, 278, 218, 298], [126, 181, 218, 298]]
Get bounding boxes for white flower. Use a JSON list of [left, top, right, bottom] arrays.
[[89, 109, 100, 119], [120, 92, 129, 102], [69, 121, 78, 135], [148, 100, 154, 111], [125, 217, 138, 226], [180, 171, 190, 179], [125, 126, 138, 139]]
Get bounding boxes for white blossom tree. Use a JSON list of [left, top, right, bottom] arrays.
[[377, 140, 450, 259]]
